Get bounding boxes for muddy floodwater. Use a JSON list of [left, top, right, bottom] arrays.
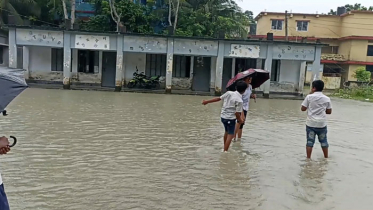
[[1, 88, 373, 210]]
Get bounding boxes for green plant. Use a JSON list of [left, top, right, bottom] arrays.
[[354, 67, 371, 82]]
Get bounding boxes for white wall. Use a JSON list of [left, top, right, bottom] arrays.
[[279, 60, 301, 84], [123, 52, 146, 82], [29, 46, 51, 72]]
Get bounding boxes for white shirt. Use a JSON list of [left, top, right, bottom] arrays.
[[220, 91, 243, 120], [242, 85, 252, 111], [301, 92, 332, 128], [0, 173, 2, 185]]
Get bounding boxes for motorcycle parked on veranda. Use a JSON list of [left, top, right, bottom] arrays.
[[127, 67, 161, 89]]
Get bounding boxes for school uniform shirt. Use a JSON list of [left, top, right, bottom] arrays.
[[0, 173, 2, 185], [301, 92, 332, 128], [242, 85, 252, 111], [220, 91, 243, 120]]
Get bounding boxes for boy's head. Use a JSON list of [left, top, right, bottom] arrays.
[[236, 81, 248, 94], [243, 77, 252, 84], [312, 80, 324, 92]]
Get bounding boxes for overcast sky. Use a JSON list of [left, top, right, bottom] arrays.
[[236, 0, 373, 16]]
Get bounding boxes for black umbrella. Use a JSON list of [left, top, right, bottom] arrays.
[[0, 67, 28, 147]]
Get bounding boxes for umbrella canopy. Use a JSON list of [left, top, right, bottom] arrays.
[[226, 68, 270, 90], [0, 67, 28, 113]]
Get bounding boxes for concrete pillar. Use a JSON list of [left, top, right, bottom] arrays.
[[98, 51, 103, 78], [165, 38, 174, 93], [311, 46, 322, 82], [210, 57, 216, 92], [231, 58, 236, 78], [214, 41, 225, 96], [115, 37, 124, 91], [71, 49, 78, 81], [63, 32, 71, 89], [9, 28, 17, 69], [22, 46, 29, 79], [189, 56, 194, 78], [298, 61, 307, 95], [263, 44, 273, 98]]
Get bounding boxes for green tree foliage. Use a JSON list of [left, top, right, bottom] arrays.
[[354, 67, 372, 82], [329, 3, 373, 15], [0, 0, 40, 24]]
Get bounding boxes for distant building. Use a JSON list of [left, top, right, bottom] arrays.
[[253, 8, 373, 89]]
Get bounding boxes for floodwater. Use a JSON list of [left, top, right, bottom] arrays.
[[1, 88, 373, 210]]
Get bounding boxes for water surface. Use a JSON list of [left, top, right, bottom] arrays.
[[1, 88, 373, 210]]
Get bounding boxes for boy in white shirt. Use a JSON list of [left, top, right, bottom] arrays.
[[202, 81, 247, 152], [301, 80, 332, 159]]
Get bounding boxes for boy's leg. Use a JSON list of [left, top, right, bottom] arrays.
[[224, 120, 236, 151], [234, 123, 240, 141], [317, 127, 329, 158], [224, 132, 228, 145], [237, 111, 247, 140], [0, 184, 10, 210], [306, 126, 316, 158]]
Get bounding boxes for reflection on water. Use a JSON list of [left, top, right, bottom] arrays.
[[1, 88, 373, 210]]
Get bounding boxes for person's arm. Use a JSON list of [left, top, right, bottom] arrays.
[[326, 100, 332, 115], [202, 97, 221, 105], [301, 96, 309, 112], [235, 101, 243, 124]]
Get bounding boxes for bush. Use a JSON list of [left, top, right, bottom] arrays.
[[354, 67, 372, 82]]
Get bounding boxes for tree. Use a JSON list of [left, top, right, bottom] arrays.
[[70, 0, 75, 28], [354, 67, 371, 82], [329, 3, 373, 15], [0, 0, 40, 24]]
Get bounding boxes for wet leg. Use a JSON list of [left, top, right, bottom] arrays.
[[322, 147, 328, 158], [234, 123, 240, 140], [224, 134, 235, 151], [224, 132, 228, 145], [306, 146, 313, 159]]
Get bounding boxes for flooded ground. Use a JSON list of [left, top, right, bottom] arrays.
[[1, 88, 373, 210]]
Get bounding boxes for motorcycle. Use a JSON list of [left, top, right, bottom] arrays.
[[127, 67, 161, 89], [127, 67, 147, 88]]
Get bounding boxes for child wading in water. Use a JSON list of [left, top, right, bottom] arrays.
[[301, 80, 332, 158], [202, 81, 248, 152], [234, 77, 256, 141]]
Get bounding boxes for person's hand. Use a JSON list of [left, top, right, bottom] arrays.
[[202, 100, 208, 105], [252, 94, 257, 99], [0, 146, 10, 155], [0, 137, 9, 148]]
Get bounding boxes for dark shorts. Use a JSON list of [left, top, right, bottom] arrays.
[[306, 126, 329, 148], [0, 184, 10, 210], [221, 118, 236, 135], [238, 110, 248, 129]]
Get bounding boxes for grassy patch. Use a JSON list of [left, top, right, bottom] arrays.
[[331, 86, 373, 102]]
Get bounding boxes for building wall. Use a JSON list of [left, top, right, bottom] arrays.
[[340, 13, 373, 37], [270, 60, 301, 92], [256, 14, 341, 38], [123, 52, 146, 83], [1, 47, 9, 66], [28, 46, 63, 81]]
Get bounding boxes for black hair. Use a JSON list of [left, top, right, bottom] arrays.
[[312, 80, 324, 92], [236, 81, 248, 93]]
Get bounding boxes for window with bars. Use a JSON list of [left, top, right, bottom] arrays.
[[173, 55, 191, 78], [51, 48, 63, 71], [296, 21, 309, 32], [146, 54, 166, 77], [271, 20, 283, 30]]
